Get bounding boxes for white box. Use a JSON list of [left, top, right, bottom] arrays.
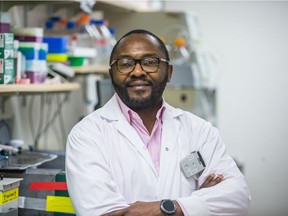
[[0, 178, 22, 213]]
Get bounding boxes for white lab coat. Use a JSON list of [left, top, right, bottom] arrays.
[[66, 94, 251, 216]]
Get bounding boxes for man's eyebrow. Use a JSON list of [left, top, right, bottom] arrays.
[[116, 55, 132, 59], [142, 53, 159, 57], [116, 53, 159, 59]]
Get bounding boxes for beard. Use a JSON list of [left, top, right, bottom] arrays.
[[111, 74, 168, 111]]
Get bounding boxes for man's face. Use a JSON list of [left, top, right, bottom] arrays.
[[109, 34, 172, 110]]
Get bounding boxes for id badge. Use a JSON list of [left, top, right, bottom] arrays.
[[180, 151, 205, 178]]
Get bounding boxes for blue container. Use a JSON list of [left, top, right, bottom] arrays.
[[18, 42, 42, 60], [18, 47, 38, 60], [39, 43, 48, 60], [43, 36, 67, 54]]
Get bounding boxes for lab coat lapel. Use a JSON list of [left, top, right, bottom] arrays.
[[102, 96, 144, 150], [159, 105, 181, 181], [101, 96, 184, 178], [101, 95, 157, 176], [115, 119, 143, 150], [115, 117, 158, 176]]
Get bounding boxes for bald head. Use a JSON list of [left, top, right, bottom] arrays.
[[109, 29, 170, 65]]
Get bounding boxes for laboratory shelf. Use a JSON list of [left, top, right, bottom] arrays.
[[73, 64, 109, 75], [0, 83, 80, 96], [0, 0, 162, 12]]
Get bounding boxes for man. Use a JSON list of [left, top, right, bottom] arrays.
[[66, 29, 251, 216]]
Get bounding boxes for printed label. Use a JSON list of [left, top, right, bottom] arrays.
[[0, 188, 19, 204]]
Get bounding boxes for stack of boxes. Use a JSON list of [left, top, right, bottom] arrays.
[[0, 177, 23, 215], [0, 33, 14, 84], [18, 41, 48, 83], [43, 37, 68, 63], [0, 12, 11, 34], [12, 27, 48, 84]]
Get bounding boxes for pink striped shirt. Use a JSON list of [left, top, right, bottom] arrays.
[[116, 94, 165, 174]]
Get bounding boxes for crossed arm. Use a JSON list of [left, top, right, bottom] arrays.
[[101, 173, 224, 216]]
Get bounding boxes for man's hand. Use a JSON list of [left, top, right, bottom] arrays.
[[101, 201, 184, 216], [102, 174, 224, 216], [200, 173, 224, 189], [101, 201, 162, 216]]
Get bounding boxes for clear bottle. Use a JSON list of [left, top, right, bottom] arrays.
[[92, 19, 115, 65], [75, 14, 93, 47], [13, 40, 25, 83], [65, 21, 77, 51], [170, 37, 190, 64], [44, 20, 55, 36], [39, 43, 48, 83], [65, 14, 98, 64]]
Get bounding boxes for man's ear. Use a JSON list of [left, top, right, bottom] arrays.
[[167, 64, 173, 82], [109, 68, 112, 78]]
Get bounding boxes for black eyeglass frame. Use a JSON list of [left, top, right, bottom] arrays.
[[110, 57, 170, 74]]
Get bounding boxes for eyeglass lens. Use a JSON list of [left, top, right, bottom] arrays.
[[117, 58, 160, 73]]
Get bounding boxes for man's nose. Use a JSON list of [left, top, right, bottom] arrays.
[[130, 62, 146, 77]]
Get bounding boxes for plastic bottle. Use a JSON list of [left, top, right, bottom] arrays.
[[39, 43, 48, 83], [108, 27, 117, 47], [66, 21, 76, 35], [75, 14, 93, 47], [45, 17, 68, 36], [170, 37, 190, 64], [65, 21, 77, 51], [44, 20, 55, 36], [92, 19, 115, 65], [13, 40, 25, 84], [68, 14, 97, 61]]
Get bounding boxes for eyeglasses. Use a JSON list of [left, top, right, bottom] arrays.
[[110, 57, 170, 74]]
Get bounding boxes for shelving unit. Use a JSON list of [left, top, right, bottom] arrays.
[[0, 83, 80, 96], [0, 0, 217, 152], [73, 65, 109, 75], [0, 0, 163, 12]]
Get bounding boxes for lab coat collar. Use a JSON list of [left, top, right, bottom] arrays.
[[98, 94, 184, 121], [98, 94, 184, 178]]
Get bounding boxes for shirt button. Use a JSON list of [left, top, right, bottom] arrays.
[[165, 147, 169, 151]]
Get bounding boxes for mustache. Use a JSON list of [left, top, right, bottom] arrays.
[[126, 79, 152, 87]]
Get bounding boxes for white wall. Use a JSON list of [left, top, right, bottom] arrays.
[[165, 1, 288, 215]]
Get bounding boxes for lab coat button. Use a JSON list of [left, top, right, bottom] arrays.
[[165, 147, 169, 151]]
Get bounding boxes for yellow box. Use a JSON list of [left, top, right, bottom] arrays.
[[47, 53, 68, 62], [0, 178, 22, 213]]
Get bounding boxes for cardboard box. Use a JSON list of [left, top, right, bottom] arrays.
[[0, 58, 14, 84], [0, 33, 14, 49], [0, 48, 14, 59], [0, 178, 22, 213], [0, 33, 14, 60]]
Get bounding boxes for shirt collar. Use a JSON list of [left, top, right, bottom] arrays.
[[115, 93, 166, 123]]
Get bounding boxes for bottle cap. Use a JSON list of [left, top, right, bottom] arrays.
[[173, 37, 186, 47], [78, 14, 90, 24]]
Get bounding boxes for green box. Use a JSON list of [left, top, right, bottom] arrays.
[[54, 171, 75, 216], [68, 56, 86, 67], [0, 48, 14, 59], [0, 58, 14, 84], [0, 33, 14, 49]]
